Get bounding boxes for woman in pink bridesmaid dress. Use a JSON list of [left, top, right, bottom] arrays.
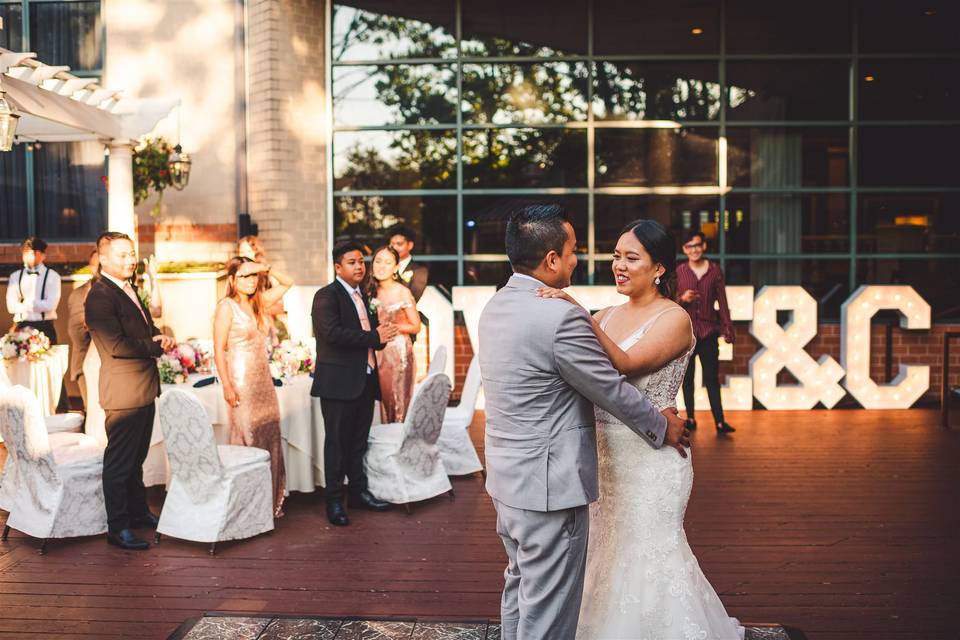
[[368, 246, 421, 424], [213, 257, 293, 517]]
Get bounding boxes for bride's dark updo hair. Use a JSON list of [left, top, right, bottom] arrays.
[[620, 219, 677, 300]]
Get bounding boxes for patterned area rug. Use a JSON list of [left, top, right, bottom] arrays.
[[170, 615, 804, 640]]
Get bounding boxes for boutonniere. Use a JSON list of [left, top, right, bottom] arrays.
[[399, 270, 413, 284], [367, 297, 382, 315]]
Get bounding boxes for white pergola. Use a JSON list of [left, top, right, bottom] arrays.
[[0, 48, 178, 239]]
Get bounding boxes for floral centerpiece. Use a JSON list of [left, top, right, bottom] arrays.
[[0, 327, 52, 362], [269, 339, 315, 380], [157, 340, 215, 384]]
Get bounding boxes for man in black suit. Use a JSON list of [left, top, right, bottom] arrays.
[[85, 232, 176, 550], [387, 224, 429, 302], [312, 241, 397, 526]]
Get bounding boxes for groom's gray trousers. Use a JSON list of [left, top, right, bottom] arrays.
[[494, 499, 590, 640]]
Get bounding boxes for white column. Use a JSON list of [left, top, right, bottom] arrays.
[[107, 141, 136, 238]]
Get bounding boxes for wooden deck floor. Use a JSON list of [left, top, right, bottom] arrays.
[[1, 409, 958, 640]]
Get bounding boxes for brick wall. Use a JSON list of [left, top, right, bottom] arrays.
[[0, 243, 95, 266], [245, 0, 330, 284], [451, 321, 960, 406]]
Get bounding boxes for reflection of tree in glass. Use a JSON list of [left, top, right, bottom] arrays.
[[593, 62, 721, 121], [332, 5, 455, 61]]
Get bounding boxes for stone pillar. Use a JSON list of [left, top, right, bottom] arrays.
[[245, 0, 329, 285], [107, 142, 136, 238]]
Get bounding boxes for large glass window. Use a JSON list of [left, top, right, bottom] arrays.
[[0, 1, 106, 242], [331, 1, 960, 318]]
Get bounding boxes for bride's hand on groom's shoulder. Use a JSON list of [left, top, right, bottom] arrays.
[[536, 286, 580, 308], [661, 407, 690, 458]]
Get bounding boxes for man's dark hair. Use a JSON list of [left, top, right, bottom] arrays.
[[386, 224, 416, 244], [332, 240, 367, 264], [684, 229, 707, 245], [21, 237, 47, 253], [505, 203, 571, 272], [96, 231, 132, 252]]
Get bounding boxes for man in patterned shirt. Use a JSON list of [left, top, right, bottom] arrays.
[[676, 230, 736, 435]]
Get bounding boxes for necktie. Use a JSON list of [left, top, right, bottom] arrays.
[[350, 290, 376, 370], [123, 282, 150, 326]]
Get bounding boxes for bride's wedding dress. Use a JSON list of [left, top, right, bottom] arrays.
[[577, 306, 744, 640]]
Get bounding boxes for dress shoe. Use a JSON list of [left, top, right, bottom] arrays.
[[716, 421, 736, 434], [326, 501, 350, 527], [106, 528, 150, 551], [684, 418, 697, 431], [129, 512, 160, 529], [350, 489, 391, 511]]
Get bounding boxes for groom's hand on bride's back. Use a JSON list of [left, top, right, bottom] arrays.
[[662, 408, 690, 458]]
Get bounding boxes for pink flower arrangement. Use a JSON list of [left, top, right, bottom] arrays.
[[269, 340, 315, 380], [0, 327, 52, 362], [157, 340, 214, 384]]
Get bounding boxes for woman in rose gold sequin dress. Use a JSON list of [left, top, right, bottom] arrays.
[[368, 246, 421, 423], [213, 257, 293, 517]]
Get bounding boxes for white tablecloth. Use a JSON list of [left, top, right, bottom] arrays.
[[144, 373, 326, 493], [2, 345, 68, 416]]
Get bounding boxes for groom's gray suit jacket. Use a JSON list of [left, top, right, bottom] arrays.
[[479, 274, 668, 512]]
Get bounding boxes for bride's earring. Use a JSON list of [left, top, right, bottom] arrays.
[[655, 275, 661, 285]]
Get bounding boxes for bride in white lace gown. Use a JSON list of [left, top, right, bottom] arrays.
[[540, 220, 743, 640]]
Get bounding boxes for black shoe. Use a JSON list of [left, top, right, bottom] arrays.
[[129, 512, 159, 529], [684, 418, 697, 431], [350, 489, 391, 511], [716, 421, 736, 434], [106, 528, 150, 551], [326, 501, 350, 527]]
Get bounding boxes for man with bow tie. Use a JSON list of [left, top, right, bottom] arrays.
[[6, 237, 62, 343]]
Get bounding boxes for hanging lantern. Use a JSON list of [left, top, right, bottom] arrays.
[[0, 88, 20, 152], [168, 144, 192, 190]]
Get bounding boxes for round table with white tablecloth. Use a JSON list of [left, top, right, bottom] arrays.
[[143, 373, 326, 493], [1, 345, 69, 416]]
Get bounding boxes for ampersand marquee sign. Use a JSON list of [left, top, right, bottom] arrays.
[[410, 284, 933, 411]]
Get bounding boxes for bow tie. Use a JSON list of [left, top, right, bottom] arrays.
[[24, 269, 39, 275]]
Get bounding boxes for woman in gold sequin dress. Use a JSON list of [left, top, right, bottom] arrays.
[[368, 246, 421, 423], [213, 257, 293, 517]]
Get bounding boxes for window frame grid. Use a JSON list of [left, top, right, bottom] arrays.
[[323, 0, 960, 300]]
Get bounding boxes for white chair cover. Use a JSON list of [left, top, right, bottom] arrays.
[[365, 373, 452, 505], [156, 389, 274, 544], [427, 346, 447, 377], [0, 386, 105, 539], [438, 356, 483, 475], [0, 377, 84, 437]]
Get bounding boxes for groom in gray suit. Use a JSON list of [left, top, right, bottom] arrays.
[[479, 204, 689, 640]]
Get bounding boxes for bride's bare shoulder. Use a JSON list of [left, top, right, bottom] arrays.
[[592, 305, 615, 322]]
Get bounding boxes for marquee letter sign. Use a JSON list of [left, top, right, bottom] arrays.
[[841, 285, 931, 409], [749, 286, 846, 410], [390, 283, 934, 412]]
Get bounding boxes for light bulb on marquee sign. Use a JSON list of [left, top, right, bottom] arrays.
[[841, 285, 931, 409], [411, 283, 934, 412]]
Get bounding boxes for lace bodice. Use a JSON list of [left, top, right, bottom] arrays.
[[595, 305, 695, 423]]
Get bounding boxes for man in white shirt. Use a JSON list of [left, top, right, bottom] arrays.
[[6, 237, 62, 343]]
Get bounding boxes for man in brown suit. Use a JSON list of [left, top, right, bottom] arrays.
[[85, 232, 175, 551], [67, 249, 98, 410]]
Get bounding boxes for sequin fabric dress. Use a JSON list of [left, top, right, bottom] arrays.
[[577, 306, 744, 640], [376, 301, 416, 423], [221, 298, 286, 517]]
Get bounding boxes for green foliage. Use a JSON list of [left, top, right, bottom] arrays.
[[133, 137, 175, 217]]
